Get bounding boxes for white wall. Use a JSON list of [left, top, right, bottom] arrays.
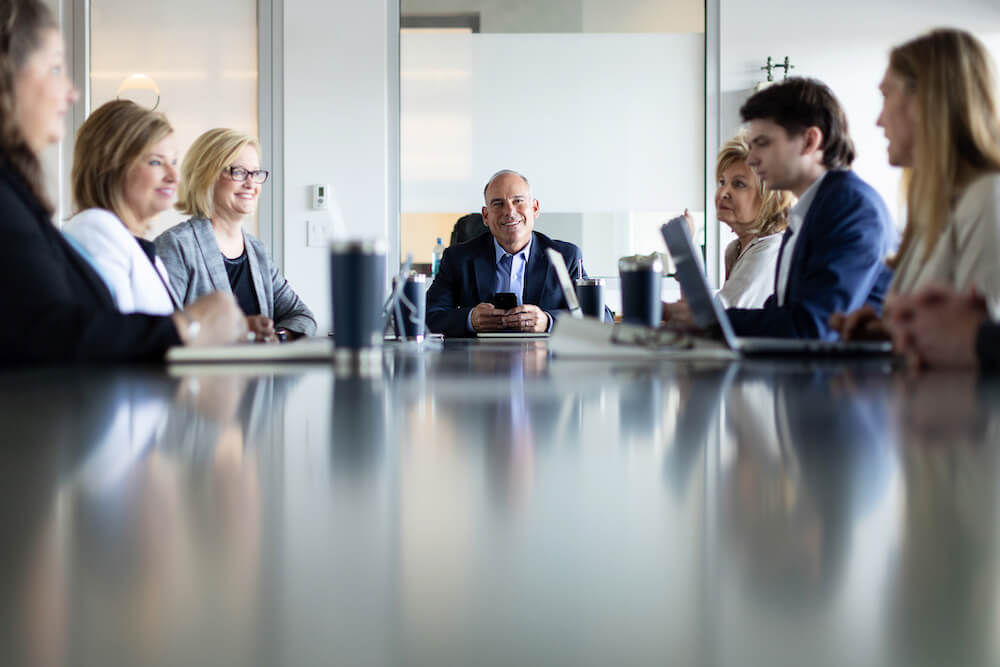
[[283, 0, 395, 332], [719, 1, 1000, 246]]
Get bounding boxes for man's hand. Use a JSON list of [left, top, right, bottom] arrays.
[[885, 284, 988, 369], [470, 303, 506, 331], [829, 305, 888, 341], [247, 315, 277, 343], [501, 304, 549, 332]]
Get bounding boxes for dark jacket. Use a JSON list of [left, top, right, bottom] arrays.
[[726, 170, 896, 340], [977, 322, 1000, 370], [426, 231, 601, 337], [0, 158, 180, 363]]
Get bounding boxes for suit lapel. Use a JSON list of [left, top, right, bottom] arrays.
[[192, 217, 229, 292], [522, 233, 549, 307], [472, 233, 496, 303], [243, 237, 271, 317], [785, 173, 837, 299]]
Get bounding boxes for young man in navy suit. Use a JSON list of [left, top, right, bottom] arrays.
[[426, 169, 600, 337], [724, 78, 896, 339]]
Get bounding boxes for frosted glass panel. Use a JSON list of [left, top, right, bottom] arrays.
[[90, 0, 258, 237], [400, 32, 704, 277], [402, 33, 703, 213]]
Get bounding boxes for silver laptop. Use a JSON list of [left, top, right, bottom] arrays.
[[660, 217, 892, 357]]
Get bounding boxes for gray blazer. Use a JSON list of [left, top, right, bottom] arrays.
[[154, 217, 317, 335]]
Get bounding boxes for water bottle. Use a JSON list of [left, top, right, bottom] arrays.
[[431, 237, 445, 277]]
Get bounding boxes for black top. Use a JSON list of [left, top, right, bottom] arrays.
[[136, 237, 157, 264], [977, 322, 1000, 370], [223, 250, 261, 316], [0, 156, 181, 363]]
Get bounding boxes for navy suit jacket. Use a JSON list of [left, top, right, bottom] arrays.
[[426, 231, 603, 337], [726, 170, 895, 340]]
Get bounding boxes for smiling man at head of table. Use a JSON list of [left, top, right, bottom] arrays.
[[425, 169, 612, 337]]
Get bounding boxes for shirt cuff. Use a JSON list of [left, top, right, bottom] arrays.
[[466, 309, 475, 333], [544, 310, 554, 333]]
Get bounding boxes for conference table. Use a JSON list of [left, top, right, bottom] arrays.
[[0, 340, 997, 667]]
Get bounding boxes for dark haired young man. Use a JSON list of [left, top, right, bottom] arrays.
[[725, 78, 896, 339]]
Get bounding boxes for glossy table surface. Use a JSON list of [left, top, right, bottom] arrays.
[[1, 341, 998, 667]]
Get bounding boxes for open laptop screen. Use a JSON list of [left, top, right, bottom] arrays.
[[660, 217, 740, 345]]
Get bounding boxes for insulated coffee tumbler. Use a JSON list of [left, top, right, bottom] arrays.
[[574, 278, 606, 320], [330, 239, 387, 351], [618, 254, 663, 328]]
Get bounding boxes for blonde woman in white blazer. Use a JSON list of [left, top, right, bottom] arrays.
[[63, 100, 181, 315], [833, 29, 1000, 342]]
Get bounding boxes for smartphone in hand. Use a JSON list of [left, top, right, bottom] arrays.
[[491, 292, 517, 310]]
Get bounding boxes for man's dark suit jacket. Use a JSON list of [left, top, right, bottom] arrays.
[[726, 169, 895, 340], [426, 231, 604, 337], [0, 158, 180, 363]]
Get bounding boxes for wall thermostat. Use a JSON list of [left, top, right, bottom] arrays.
[[311, 184, 330, 210]]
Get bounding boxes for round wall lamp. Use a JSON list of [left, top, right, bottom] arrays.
[[116, 74, 161, 110]]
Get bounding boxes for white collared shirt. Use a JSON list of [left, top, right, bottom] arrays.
[[775, 171, 827, 306]]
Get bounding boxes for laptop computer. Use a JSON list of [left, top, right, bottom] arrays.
[[660, 216, 892, 357]]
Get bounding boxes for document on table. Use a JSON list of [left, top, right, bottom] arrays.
[[166, 337, 334, 364]]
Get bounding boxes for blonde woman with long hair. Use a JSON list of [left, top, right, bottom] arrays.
[[834, 28, 1000, 341]]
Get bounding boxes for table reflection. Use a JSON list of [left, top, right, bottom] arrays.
[[889, 374, 1000, 666], [0, 353, 998, 666]]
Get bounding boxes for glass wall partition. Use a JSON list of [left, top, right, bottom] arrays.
[[89, 0, 259, 237], [399, 0, 706, 297]]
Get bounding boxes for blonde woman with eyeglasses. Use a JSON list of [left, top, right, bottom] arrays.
[[155, 128, 316, 342]]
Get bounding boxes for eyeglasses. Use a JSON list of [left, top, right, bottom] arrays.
[[223, 166, 270, 184]]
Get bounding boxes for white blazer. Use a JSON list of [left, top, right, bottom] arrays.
[[63, 208, 177, 316], [717, 233, 783, 308], [891, 173, 1000, 314]]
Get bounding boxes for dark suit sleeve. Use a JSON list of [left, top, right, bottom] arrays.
[[0, 183, 180, 364], [976, 322, 1000, 370], [726, 183, 892, 339], [425, 245, 474, 337]]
